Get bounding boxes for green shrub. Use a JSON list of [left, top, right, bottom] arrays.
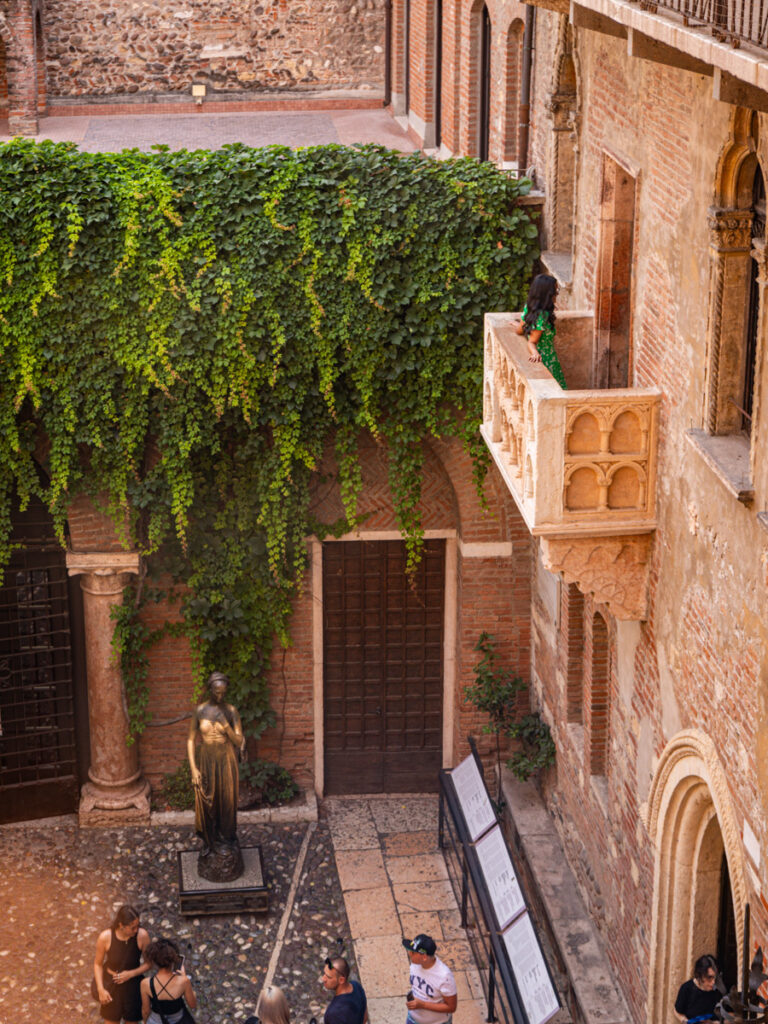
[[507, 714, 556, 781], [239, 758, 298, 807], [159, 759, 195, 811]]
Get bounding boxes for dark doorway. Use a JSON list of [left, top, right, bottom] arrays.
[[479, 5, 492, 161], [435, 0, 443, 149], [323, 539, 445, 794], [0, 493, 86, 822], [744, 164, 765, 432], [594, 155, 636, 388], [404, 0, 411, 115], [717, 852, 738, 991]]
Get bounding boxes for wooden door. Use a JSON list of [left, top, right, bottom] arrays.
[[0, 494, 84, 823], [323, 540, 445, 794]]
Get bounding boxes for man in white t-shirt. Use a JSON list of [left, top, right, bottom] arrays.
[[403, 934, 458, 1024]]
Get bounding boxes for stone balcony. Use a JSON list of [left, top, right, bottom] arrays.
[[481, 311, 661, 620]]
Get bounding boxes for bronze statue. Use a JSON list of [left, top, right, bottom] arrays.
[[187, 671, 245, 882]]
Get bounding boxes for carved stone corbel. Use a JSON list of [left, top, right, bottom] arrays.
[[539, 533, 653, 620]]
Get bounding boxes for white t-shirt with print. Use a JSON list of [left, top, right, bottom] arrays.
[[408, 956, 457, 1024]]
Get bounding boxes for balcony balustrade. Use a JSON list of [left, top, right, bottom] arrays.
[[481, 312, 661, 620]]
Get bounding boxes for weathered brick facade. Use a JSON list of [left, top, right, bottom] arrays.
[[389, 2, 768, 1022]]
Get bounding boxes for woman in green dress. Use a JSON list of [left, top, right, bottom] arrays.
[[514, 274, 567, 389]]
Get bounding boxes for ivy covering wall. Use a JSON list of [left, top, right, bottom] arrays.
[[0, 140, 538, 737]]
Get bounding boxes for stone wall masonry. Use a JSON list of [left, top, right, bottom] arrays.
[[43, 0, 386, 101]]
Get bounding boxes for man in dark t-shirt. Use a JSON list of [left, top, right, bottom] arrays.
[[319, 956, 368, 1024]]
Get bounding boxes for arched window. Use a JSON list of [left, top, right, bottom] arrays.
[[478, 5, 491, 161], [587, 612, 610, 775], [35, 10, 46, 116], [563, 584, 584, 724], [548, 25, 578, 254], [743, 163, 765, 432]]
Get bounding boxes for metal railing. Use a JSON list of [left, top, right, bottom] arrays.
[[634, 0, 768, 49]]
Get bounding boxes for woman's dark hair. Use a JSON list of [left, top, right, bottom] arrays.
[[522, 274, 558, 336], [112, 904, 140, 929], [693, 954, 718, 980], [146, 938, 182, 971]]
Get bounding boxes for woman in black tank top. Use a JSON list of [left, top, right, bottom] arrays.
[[140, 938, 197, 1024], [93, 904, 150, 1023]]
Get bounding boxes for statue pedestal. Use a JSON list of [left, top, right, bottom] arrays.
[[177, 845, 269, 916]]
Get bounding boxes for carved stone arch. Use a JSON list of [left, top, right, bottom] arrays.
[[644, 730, 748, 1024], [546, 15, 581, 254]]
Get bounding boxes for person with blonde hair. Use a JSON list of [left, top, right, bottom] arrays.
[[245, 983, 291, 1024]]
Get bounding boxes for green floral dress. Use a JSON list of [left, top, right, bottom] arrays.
[[523, 305, 567, 390]]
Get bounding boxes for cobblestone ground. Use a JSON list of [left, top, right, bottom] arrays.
[[0, 818, 355, 1024]]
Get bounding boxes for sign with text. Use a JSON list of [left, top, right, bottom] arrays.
[[449, 753, 496, 841], [502, 913, 560, 1024], [474, 824, 526, 929]]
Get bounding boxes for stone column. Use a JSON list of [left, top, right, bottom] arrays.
[[66, 551, 151, 826]]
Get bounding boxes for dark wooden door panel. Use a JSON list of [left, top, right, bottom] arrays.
[[323, 540, 444, 794]]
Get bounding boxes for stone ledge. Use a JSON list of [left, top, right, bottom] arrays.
[[685, 428, 754, 503], [500, 769, 632, 1024], [150, 788, 318, 827]]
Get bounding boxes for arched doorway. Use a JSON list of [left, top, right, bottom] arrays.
[[0, 492, 87, 822], [478, 4, 491, 161], [645, 731, 746, 1024]]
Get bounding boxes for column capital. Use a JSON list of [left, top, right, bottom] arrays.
[[707, 207, 753, 251], [66, 551, 141, 577]]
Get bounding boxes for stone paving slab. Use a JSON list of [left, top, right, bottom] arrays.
[[0, 108, 419, 154], [334, 848, 389, 891], [326, 798, 486, 1024], [385, 853, 449, 884], [0, 820, 354, 1024]]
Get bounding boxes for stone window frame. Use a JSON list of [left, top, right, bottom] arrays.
[[542, 17, 580, 286], [690, 108, 768, 504]]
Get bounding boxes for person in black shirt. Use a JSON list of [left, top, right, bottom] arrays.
[[319, 956, 368, 1024], [674, 954, 722, 1023]]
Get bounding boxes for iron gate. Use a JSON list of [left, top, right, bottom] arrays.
[[0, 496, 82, 822]]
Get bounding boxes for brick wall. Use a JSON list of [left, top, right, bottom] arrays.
[[527, 21, 768, 1020]]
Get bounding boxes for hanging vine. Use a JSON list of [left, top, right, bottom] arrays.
[[0, 140, 539, 737]]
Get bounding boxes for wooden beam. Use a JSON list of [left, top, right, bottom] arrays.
[[570, 2, 627, 38], [627, 28, 713, 75], [713, 67, 768, 113]]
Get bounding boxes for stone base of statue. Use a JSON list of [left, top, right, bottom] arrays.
[[197, 839, 244, 883], [178, 845, 269, 916]]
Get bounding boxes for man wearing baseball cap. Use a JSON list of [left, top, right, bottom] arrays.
[[402, 935, 457, 1024]]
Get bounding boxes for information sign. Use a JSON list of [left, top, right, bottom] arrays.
[[501, 913, 560, 1024], [450, 753, 496, 841], [474, 824, 525, 929]]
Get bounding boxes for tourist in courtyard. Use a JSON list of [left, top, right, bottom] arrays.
[[674, 954, 722, 1023], [140, 937, 197, 1024], [320, 955, 369, 1024], [514, 273, 568, 389], [93, 904, 151, 1024], [246, 983, 291, 1024], [403, 935, 457, 1024]]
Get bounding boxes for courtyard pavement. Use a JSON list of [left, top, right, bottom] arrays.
[[0, 108, 419, 153], [0, 796, 484, 1024]]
